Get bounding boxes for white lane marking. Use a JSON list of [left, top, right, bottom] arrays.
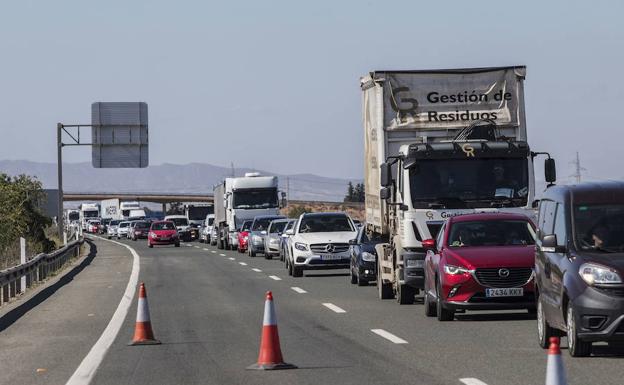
[[370, 329, 408, 344], [185, 244, 192, 247], [211, 250, 216, 254], [67, 236, 140, 385], [252, 268, 262, 272], [203, 248, 209, 251], [291, 287, 307, 294], [268, 275, 282, 281], [220, 253, 226, 257], [239, 262, 248, 266], [194, 246, 200, 249], [228, 257, 235, 261], [459, 379, 488, 385], [322, 303, 346, 313]]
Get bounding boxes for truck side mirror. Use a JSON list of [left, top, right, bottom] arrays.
[[380, 187, 391, 200], [545, 158, 556, 184], [380, 163, 392, 187]]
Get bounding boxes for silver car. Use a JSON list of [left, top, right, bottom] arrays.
[[107, 220, 121, 239], [279, 219, 297, 262], [117, 221, 131, 239], [264, 219, 290, 259]]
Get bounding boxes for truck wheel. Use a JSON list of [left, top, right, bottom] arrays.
[[567, 305, 592, 357], [377, 264, 393, 300], [537, 296, 556, 348], [436, 281, 455, 321], [293, 266, 303, 277], [397, 283, 415, 305], [217, 237, 224, 249]]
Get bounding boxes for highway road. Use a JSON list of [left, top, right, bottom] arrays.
[[1, 237, 623, 385]]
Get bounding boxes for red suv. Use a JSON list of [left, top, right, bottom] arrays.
[[423, 213, 536, 321], [148, 221, 180, 248]]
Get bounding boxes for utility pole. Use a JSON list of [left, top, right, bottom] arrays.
[[287, 176, 290, 198], [57, 123, 64, 239], [231, 162, 235, 177], [571, 151, 586, 183]]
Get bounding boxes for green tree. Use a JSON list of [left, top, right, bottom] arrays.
[[344, 182, 355, 202]]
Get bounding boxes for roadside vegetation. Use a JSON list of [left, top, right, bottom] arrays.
[[0, 174, 57, 269]]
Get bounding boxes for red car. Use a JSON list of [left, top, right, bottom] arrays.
[[148, 221, 180, 248], [237, 220, 252, 253], [423, 213, 536, 321], [89, 221, 100, 234]]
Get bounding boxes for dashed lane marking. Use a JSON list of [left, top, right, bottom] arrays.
[[203, 248, 209, 251], [239, 262, 248, 266], [268, 275, 282, 281], [211, 251, 216, 254], [194, 246, 200, 248], [228, 257, 235, 261], [252, 268, 262, 272], [459, 379, 488, 385], [291, 287, 307, 294], [322, 303, 346, 313], [220, 253, 227, 257], [370, 329, 408, 344]]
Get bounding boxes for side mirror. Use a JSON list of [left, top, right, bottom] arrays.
[[261, 230, 267, 235], [540, 234, 565, 253], [545, 158, 556, 184], [380, 162, 392, 187], [285, 229, 294, 235], [422, 238, 437, 251], [532, 199, 540, 209], [349, 239, 358, 245], [380, 187, 391, 201]]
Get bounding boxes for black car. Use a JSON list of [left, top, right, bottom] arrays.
[[349, 227, 387, 286], [535, 181, 624, 357]]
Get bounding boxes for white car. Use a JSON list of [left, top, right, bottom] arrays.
[[164, 215, 192, 241], [116, 221, 131, 239], [285, 212, 357, 277], [201, 214, 215, 243]]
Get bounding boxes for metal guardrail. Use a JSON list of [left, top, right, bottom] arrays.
[[0, 238, 84, 307]]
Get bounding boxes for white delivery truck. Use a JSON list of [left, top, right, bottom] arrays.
[[120, 201, 141, 219], [79, 203, 100, 231], [185, 204, 214, 226], [101, 199, 121, 220], [213, 173, 281, 250], [361, 66, 556, 304]]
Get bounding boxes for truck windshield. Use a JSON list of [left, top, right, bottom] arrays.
[[574, 204, 624, 253], [188, 206, 213, 220], [233, 188, 278, 209], [170, 218, 189, 226], [84, 210, 99, 218], [409, 158, 529, 209], [69, 212, 80, 221]]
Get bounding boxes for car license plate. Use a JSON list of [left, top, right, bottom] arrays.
[[321, 254, 344, 260], [485, 288, 523, 297]]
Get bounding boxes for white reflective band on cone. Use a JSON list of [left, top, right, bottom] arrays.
[[136, 297, 150, 322], [262, 299, 277, 326]]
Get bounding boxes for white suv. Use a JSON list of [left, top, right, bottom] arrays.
[[285, 212, 357, 277]]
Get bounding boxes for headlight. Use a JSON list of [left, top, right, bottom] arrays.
[[295, 242, 308, 251], [579, 263, 622, 285], [405, 259, 424, 268], [149, 232, 156, 238], [361, 252, 376, 262], [269, 238, 279, 244], [252, 235, 263, 243], [444, 264, 472, 275], [243, 235, 249, 240]]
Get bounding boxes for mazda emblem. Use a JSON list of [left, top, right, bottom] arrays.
[[498, 268, 510, 278]]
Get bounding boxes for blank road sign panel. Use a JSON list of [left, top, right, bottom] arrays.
[[91, 102, 149, 168]]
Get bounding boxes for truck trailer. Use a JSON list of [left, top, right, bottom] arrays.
[[360, 66, 556, 304]]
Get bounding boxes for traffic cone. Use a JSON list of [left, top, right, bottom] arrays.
[[129, 282, 161, 345], [545, 337, 568, 385], [247, 291, 296, 370]]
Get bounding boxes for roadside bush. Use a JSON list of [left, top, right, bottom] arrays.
[[287, 205, 311, 218]]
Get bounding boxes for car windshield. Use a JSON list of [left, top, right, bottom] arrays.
[[233, 188, 278, 209], [448, 220, 535, 247], [240, 221, 252, 231], [252, 217, 283, 231], [169, 218, 188, 226], [299, 215, 354, 233], [269, 221, 288, 234], [84, 210, 99, 218], [207, 218, 214, 226], [409, 158, 529, 209], [574, 204, 624, 252], [135, 222, 150, 229], [119, 222, 129, 228], [110, 220, 120, 226], [360, 231, 388, 244], [152, 222, 175, 230]]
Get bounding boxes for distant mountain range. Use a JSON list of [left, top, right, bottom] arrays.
[[0, 160, 360, 202]]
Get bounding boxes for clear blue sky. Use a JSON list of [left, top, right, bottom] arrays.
[[0, 0, 622, 181]]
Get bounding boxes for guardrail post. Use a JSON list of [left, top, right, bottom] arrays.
[[9, 279, 16, 300], [63, 231, 68, 246], [2, 284, 8, 304], [20, 237, 27, 294]]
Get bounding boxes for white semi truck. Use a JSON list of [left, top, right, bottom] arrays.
[[79, 203, 100, 231], [360, 66, 556, 304], [185, 203, 214, 226], [213, 173, 281, 250]]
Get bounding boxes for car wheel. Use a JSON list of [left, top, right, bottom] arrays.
[[436, 280, 455, 321], [287, 259, 293, 276], [424, 289, 437, 317], [397, 283, 415, 305], [175, 242, 180, 247], [265, 253, 272, 260], [107, 236, 111, 239], [350, 268, 357, 284], [567, 305, 591, 357], [293, 266, 303, 277], [357, 274, 368, 287], [537, 296, 556, 348], [148, 243, 153, 248]]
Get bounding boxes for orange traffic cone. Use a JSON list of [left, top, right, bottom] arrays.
[[247, 291, 296, 370], [545, 337, 568, 385], [129, 282, 161, 345]]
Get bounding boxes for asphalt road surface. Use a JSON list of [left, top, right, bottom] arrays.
[[1, 236, 623, 385]]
